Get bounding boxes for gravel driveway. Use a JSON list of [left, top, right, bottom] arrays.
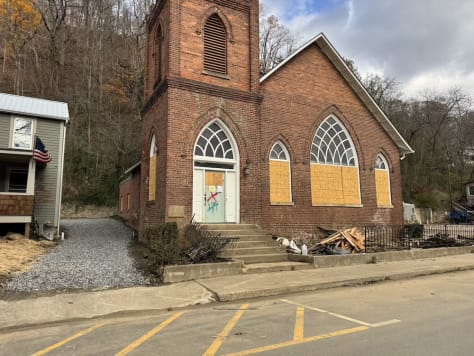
[[7, 219, 148, 293]]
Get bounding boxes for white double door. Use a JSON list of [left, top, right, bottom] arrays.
[[192, 168, 238, 223]]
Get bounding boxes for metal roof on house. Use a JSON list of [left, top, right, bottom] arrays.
[[0, 93, 69, 121], [260, 33, 414, 157]]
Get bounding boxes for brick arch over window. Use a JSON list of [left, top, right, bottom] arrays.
[[374, 153, 392, 208], [308, 105, 365, 169], [269, 141, 292, 204], [203, 14, 227, 75], [310, 115, 362, 206], [183, 107, 247, 161], [196, 6, 234, 42], [148, 134, 158, 201]]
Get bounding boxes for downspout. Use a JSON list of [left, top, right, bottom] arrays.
[[57, 121, 67, 236]]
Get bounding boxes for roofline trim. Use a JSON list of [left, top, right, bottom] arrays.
[[260, 33, 414, 156]]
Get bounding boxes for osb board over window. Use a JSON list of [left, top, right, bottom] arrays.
[[375, 170, 391, 208], [270, 160, 291, 204], [311, 164, 361, 206]]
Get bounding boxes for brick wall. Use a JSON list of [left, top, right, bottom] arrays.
[[259, 44, 404, 235], [119, 170, 141, 231], [0, 195, 34, 216], [140, 0, 406, 238]]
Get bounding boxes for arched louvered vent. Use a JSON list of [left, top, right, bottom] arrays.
[[204, 14, 227, 75]]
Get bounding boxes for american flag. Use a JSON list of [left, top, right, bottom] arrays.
[[33, 137, 52, 164]]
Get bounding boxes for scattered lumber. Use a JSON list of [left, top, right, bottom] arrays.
[[309, 228, 365, 255]]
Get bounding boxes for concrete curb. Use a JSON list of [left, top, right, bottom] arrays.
[[1, 255, 474, 332], [212, 263, 474, 302]]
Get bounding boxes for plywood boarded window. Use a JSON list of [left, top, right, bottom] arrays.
[[148, 135, 157, 201], [204, 14, 227, 75], [310, 116, 361, 206], [375, 154, 392, 207], [269, 142, 292, 204]]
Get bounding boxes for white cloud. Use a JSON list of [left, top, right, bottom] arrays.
[[261, 0, 474, 98]]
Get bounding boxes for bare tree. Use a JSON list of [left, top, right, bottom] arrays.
[[259, 5, 296, 75]]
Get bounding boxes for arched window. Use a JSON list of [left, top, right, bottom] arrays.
[[204, 14, 227, 75], [310, 116, 361, 206], [269, 142, 292, 204], [311, 116, 357, 166], [148, 135, 157, 201], [154, 24, 163, 84], [375, 154, 392, 207], [194, 122, 234, 161]]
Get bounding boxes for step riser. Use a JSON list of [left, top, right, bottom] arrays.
[[211, 231, 270, 237], [229, 242, 277, 248], [222, 247, 284, 257], [236, 254, 289, 264], [200, 224, 257, 231], [220, 236, 275, 242], [244, 265, 313, 274]]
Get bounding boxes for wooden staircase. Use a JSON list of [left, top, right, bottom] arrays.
[[201, 224, 313, 273]]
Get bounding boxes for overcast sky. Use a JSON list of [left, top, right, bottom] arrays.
[[261, 0, 474, 99]]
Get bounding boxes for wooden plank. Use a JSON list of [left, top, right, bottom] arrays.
[[341, 231, 359, 251], [319, 232, 342, 245]]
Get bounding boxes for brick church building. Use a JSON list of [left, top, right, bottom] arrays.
[[119, 0, 413, 237]]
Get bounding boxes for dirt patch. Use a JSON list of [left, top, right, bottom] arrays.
[[0, 238, 56, 287]]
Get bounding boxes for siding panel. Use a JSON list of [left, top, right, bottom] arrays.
[[34, 119, 62, 227], [0, 114, 11, 148]]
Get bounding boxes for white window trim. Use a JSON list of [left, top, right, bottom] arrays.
[[10, 116, 36, 151], [193, 120, 238, 164], [0, 159, 36, 196], [311, 115, 359, 167], [269, 141, 293, 204]]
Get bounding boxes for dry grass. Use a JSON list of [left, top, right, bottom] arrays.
[[0, 239, 56, 277]]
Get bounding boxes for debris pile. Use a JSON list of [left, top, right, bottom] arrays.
[[309, 228, 365, 255], [276, 228, 365, 255]]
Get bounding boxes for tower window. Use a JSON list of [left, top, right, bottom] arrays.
[[204, 14, 227, 75]]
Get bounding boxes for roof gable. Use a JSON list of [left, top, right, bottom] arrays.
[[260, 33, 414, 156]]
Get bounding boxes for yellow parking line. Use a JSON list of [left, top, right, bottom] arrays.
[[293, 307, 304, 341], [115, 311, 184, 356], [226, 326, 369, 356], [32, 321, 110, 356], [203, 304, 249, 356]]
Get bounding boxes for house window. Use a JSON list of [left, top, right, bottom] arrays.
[[204, 14, 227, 75], [194, 122, 234, 160], [310, 116, 361, 206], [375, 154, 392, 208], [469, 184, 474, 196], [8, 168, 28, 193], [120, 196, 124, 212], [148, 135, 157, 201], [127, 193, 131, 211], [12, 117, 33, 149], [269, 142, 292, 204]]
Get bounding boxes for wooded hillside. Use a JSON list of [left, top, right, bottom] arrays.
[[1, 1, 473, 210]]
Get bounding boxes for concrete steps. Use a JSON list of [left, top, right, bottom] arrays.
[[202, 224, 289, 265]]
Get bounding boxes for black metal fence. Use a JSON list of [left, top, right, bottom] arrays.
[[364, 224, 474, 253]]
